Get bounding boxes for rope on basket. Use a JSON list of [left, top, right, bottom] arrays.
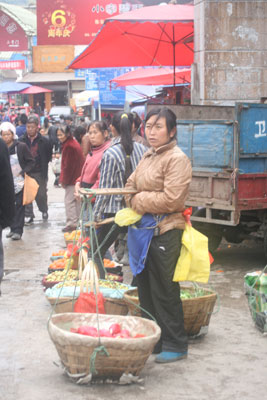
[[90, 345, 110, 376], [82, 189, 158, 324], [191, 282, 220, 315], [47, 200, 88, 324]]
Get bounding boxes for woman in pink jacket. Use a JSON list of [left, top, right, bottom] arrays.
[[74, 120, 110, 197]]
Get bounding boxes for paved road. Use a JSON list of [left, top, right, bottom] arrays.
[[0, 171, 266, 400]]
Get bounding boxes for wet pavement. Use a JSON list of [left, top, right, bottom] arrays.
[[0, 168, 267, 400]]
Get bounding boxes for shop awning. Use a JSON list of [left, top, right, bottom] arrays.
[[18, 72, 84, 83]]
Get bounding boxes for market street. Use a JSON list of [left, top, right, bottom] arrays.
[[0, 168, 266, 400]]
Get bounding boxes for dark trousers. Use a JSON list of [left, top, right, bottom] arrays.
[[91, 213, 127, 279], [137, 229, 188, 353], [25, 172, 48, 217], [10, 190, 25, 235], [0, 227, 3, 284]]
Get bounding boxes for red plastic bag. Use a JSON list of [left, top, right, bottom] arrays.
[[74, 292, 106, 314], [74, 260, 106, 313]]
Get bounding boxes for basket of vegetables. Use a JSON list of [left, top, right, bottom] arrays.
[[181, 286, 217, 336], [48, 312, 161, 381], [124, 286, 217, 336]]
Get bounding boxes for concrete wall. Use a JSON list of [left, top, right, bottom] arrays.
[[192, 0, 267, 105]]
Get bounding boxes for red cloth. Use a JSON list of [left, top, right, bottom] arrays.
[[60, 137, 85, 185]]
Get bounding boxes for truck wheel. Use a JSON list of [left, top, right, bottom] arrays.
[[192, 209, 222, 253]]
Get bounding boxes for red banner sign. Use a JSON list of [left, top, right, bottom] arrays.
[[37, 0, 144, 45], [0, 12, 28, 51], [0, 60, 25, 70]]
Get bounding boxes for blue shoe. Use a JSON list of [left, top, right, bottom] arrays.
[[155, 351, 188, 364]]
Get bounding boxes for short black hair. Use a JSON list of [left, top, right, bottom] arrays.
[[145, 107, 177, 137], [65, 115, 73, 121], [20, 114, 28, 125], [74, 125, 86, 144], [27, 116, 39, 126]]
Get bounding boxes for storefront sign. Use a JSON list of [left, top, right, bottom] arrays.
[[33, 45, 74, 72], [0, 11, 28, 51], [37, 0, 144, 45], [84, 67, 132, 106], [0, 60, 25, 70]]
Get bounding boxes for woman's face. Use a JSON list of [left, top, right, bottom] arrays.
[[1, 130, 14, 146], [88, 124, 107, 146], [57, 129, 67, 143], [145, 115, 175, 149]]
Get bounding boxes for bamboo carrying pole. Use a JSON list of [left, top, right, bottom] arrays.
[[79, 187, 138, 227], [84, 217, 114, 227], [79, 188, 138, 196]]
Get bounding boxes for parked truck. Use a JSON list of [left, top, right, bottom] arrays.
[[147, 103, 267, 256]]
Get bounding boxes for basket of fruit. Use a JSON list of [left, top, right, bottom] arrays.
[[48, 258, 68, 274], [50, 250, 66, 262], [124, 286, 217, 336], [48, 312, 161, 381], [64, 230, 81, 246], [42, 269, 79, 289], [103, 259, 123, 276]]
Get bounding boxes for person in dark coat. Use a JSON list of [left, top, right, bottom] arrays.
[[0, 137, 15, 294], [19, 116, 52, 224], [1, 122, 35, 240], [57, 125, 85, 232]]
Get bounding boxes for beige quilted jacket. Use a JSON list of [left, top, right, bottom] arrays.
[[125, 140, 192, 234]]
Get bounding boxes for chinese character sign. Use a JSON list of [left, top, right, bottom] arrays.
[[0, 12, 28, 51], [37, 0, 144, 45]]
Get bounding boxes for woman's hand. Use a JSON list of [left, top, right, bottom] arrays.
[[74, 182, 81, 200]]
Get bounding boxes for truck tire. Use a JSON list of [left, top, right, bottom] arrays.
[[192, 209, 222, 253]]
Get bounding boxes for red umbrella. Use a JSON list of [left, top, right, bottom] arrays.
[[111, 67, 191, 87], [20, 85, 52, 94], [69, 4, 194, 86]]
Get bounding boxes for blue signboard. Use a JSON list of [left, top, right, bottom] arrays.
[[76, 67, 133, 106]]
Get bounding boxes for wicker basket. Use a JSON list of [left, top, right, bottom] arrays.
[[181, 287, 217, 336], [42, 276, 61, 289], [46, 261, 128, 316], [124, 289, 140, 317], [47, 297, 77, 313], [48, 313, 161, 380], [47, 296, 128, 315], [104, 298, 128, 315], [124, 287, 217, 336]]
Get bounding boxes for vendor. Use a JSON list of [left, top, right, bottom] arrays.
[[125, 107, 192, 364]]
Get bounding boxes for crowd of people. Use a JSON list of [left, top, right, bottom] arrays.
[[0, 104, 193, 364]]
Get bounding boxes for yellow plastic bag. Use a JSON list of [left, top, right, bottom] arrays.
[[173, 223, 210, 283], [114, 208, 142, 227]]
